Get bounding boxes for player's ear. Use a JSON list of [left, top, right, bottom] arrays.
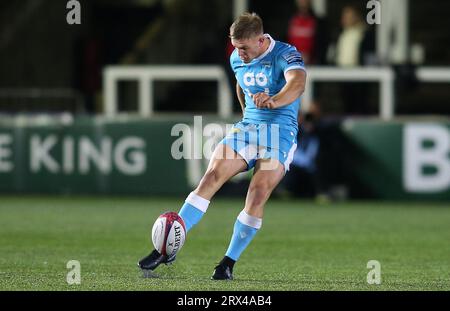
[[259, 37, 264, 46]]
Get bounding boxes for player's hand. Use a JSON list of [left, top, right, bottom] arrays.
[[252, 92, 269, 108], [261, 97, 277, 109], [253, 92, 276, 109]]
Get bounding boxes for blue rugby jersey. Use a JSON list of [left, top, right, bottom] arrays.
[[230, 34, 306, 133]]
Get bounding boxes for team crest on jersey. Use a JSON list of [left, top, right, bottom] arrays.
[[261, 61, 271, 68]]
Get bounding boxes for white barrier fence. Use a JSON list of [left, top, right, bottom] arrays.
[[302, 67, 395, 120], [103, 65, 233, 118], [103, 66, 450, 121]]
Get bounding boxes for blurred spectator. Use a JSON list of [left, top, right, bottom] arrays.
[[335, 5, 366, 67], [74, 26, 104, 114], [282, 101, 349, 202], [287, 0, 329, 65], [335, 5, 376, 67], [282, 101, 323, 198], [332, 5, 376, 115]]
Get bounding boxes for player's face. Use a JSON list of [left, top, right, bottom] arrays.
[[231, 35, 265, 63]]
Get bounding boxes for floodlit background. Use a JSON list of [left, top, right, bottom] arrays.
[[0, 0, 449, 290]]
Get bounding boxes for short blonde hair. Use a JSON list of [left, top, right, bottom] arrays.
[[229, 12, 264, 40]]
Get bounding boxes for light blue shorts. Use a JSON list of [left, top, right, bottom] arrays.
[[220, 121, 298, 172]]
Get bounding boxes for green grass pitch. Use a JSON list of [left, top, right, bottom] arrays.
[[0, 196, 449, 291]]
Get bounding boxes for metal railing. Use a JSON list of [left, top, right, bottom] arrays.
[[302, 66, 395, 120], [103, 65, 233, 118], [415, 67, 450, 83], [102, 65, 450, 121]]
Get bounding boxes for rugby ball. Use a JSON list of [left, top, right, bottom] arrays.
[[151, 212, 186, 257]]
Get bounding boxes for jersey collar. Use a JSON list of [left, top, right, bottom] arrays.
[[255, 34, 275, 61], [243, 34, 275, 65]]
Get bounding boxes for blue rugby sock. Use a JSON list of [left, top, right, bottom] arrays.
[[178, 192, 210, 233], [225, 211, 262, 261]]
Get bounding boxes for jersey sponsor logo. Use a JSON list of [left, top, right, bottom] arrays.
[[243, 72, 268, 87]]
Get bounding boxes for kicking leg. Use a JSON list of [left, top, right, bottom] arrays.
[[179, 144, 247, 232], [139, 144, 246, 272]]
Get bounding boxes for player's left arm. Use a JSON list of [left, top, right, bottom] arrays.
[[253, 69, 306, 109]]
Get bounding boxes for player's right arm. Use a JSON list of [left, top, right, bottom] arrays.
[[236, 82, 245, 116]]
